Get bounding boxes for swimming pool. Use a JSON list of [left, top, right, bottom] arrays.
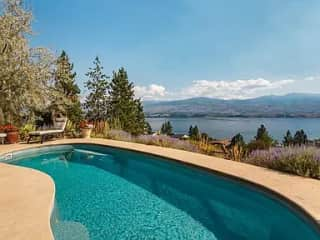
[[4, 144, 320, 239]]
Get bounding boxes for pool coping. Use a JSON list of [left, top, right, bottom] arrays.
[[0, 161, 55, 240], [1, 138, 320, 239]]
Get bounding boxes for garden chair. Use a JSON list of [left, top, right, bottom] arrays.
[[27, 117, 68, 144]]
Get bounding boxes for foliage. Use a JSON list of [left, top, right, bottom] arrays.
[[199, 132, 210, 153], [83, 57, 109, 121], [294, 129, 308, 146], [108, 67, 146, 135], [248, 124, 274, 151], [188, 125, 201, 140], [0, 0, 54, 124], [87, 120, 110, 138], [53, 50, 82, 124], [160, 121, 173, 135], [34, 110, 53, 128], [246, 147, 320, 179], [103, 129, 199, 153], [283, 130, 294, 147], [0, 124, 18, 133], [65, 120, 78, 137], [134, 99, 148, 135], [230, 133, 246, 161], [283, 129, 308, 147], [135, 135, 199, 152], [145, 122, 153, 135], [105, 129, 133, 142], [19, 123, 35, 141], [79, 120, 93, 129]]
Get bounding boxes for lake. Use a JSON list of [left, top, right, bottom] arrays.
[[146, 117, 320, 142]]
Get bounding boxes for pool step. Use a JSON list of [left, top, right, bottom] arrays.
[[53, 221, 89, 240]]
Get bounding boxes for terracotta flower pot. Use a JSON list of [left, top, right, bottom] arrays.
[[81, 128, 92, 139], [6, 131, 19, 144]]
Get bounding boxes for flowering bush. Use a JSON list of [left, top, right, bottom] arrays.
[[136, 134, 199, 152], [245, 147, 320, 179], [0, 124, 18, 133], [105, 131, 199, 153], [106, 129, 133, 142]]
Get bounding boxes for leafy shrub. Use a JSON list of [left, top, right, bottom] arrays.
[[247, 125, 274, 152], [136, 134, 199, 152], [106, 129, 133, 142], [245, 147, 320, 179], [105, 130, 199, 153], [19, 123, 36, 141]]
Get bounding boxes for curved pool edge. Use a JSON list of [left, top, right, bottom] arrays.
[[1, 138, 320, 238], [0, 162, 55, 240]]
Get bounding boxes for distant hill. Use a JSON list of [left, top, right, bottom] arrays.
[[143, 93, 320, 118]]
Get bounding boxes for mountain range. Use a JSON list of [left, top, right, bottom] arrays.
[[143, 93, 320, 118]]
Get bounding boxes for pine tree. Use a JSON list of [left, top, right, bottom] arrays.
[[54, 50, 82, 123], [193, 125, 200, 140], [188, 125, 193, 137], [55, 51, 79, 97], [256, 124, 268, 140], [134, 99, 147, 135], [108, 67, 146, 135], [188, 125, 200, 140], [160, 121, 173, 135], [294, 129, 308, 146], [283, 130, 294, 147], [84, 57, 109, 121], [248, 124, 274, 151], [230, 133, 246, 161], [145, 122, 152, 134]]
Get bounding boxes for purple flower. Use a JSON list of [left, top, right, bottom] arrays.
[[245, 146, 320, 179]]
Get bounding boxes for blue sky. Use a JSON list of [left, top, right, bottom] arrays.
[[29, 0, 320, 99]]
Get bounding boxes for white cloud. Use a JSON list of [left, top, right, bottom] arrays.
[[134, 84, 167, 100], [182, 78, 295, 99], [135, 78, 295, 100], [304, 76, 320, 81]]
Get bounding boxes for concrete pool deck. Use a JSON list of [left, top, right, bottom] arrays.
[[0, 138, 320, 239]]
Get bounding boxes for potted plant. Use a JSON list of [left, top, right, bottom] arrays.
[[80, 120, 93, 139], [4, 124, 19, 144]]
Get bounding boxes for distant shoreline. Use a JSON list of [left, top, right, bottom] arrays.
[[143, 94, 320, 119], [146, 115, 320, 119], [146, 117, 320, 141]]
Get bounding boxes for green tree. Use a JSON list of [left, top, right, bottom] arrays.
[[134, 99, 148, 135], [145, 122, 153, 134], [0, 0, 54, 124], [283, 130, 294, 147], [53, 50, 82, 124], [189, 125, 200, 140], [193, 125, 200, 140], [188, 125, 193, 137], [160, 121, 173, 135], [230, 133, 246, 161], [83, 57, 109, 121], [294, 129, 308, 146], [108, 67, 146, 135], [248, 124, 274, 151]]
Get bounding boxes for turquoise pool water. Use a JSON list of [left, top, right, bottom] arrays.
[[4, 144, 320, 240]]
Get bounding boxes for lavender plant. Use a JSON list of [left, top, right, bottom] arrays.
[[246, 147, 320, 179], [106, 131, 199, 153]]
